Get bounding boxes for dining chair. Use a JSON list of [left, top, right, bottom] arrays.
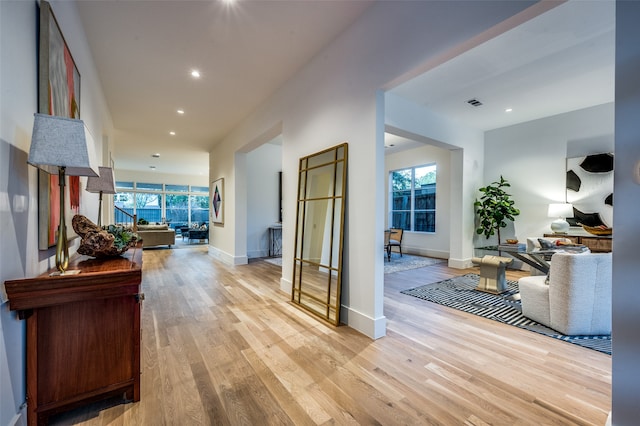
[[387, 228, 403, 259], [384, 230, 391, 261]]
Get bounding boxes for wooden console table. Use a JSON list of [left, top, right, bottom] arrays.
[[4, 245, 143, 425], [544, 233, 612, 252]]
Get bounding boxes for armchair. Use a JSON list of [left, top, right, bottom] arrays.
[[518, 252, 611, 335]]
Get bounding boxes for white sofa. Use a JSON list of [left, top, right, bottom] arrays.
[[136, 224, 175, 248], [518, 252, 612, 335]]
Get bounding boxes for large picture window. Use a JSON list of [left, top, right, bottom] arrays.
[[114, 182, 209, 228], [390, 164, 436, 232]]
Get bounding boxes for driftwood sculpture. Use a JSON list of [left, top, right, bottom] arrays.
[[72, 215, 138, 257]]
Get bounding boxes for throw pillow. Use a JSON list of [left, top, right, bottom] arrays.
[[538, 238, 556, 250]]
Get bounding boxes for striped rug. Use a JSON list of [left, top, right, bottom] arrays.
[[400, 273, 611, 355]]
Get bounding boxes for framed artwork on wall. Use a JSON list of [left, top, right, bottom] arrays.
[[37, 0, 82, 250], [566, 152, 614, 228], [211, 178, 224, 225]]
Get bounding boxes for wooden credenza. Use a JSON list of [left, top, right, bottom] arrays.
[[4, 245, 143, 425], [544, 233, 612, 252]]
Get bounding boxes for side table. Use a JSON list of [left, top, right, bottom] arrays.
[[268, 224, 282, 257]]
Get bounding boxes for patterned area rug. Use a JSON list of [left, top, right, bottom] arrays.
[[384, 254, 446, 274], [401, 273, 611, 354], [264, 257, 282, 267], [263, 254, 445, 274]]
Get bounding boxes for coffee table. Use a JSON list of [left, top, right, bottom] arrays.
[[489, 244, 553, 274]]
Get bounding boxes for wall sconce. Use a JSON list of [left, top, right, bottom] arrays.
[[28, 113, 98, 274]]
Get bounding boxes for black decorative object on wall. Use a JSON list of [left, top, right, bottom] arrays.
[[566, 153, 614, 227]]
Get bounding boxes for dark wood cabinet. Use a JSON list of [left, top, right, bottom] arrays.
[[4, 245, 143, 425]]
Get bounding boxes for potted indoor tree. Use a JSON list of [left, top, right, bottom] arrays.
[[474, 176, 520, 244]]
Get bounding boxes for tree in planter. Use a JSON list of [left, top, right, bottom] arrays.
[[474, 176, 520, 243]]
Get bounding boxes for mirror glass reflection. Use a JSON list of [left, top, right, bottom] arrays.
[[291, 143, 347, 325]]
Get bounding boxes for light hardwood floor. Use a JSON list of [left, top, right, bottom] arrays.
[[50, 246, 611, 425]]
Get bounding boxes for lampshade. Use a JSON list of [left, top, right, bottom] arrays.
[[86, 166, 116, 194], [547, 203, 574, 218], [28, 113, 99, 274], [28, 113, 99, 177], [85, 166, 116, 226]]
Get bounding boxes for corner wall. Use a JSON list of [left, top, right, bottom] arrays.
[[384, 142, 451, 259], [209, 1, 535, 338], [246, 142, 282, 258]]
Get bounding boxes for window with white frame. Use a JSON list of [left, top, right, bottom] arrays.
[[389, 164, 436, 232], [114, 181, 209, 228]]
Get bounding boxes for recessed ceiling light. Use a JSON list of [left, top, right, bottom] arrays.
[[152, 153, 160, 158], [191, 70, 200, 78], [169, 131, 176, 136], [505, 108, 513, 113], [149, 166, 156, 170], [177, 109, 185, 115]]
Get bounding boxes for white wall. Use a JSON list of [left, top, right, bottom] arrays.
[[115, 169, 209, 187], [483, 103, 614, 242], [246, 142, 282, 258], [385, 93, 485, 269], [0, 2, 36, 423], [209, 1, 536, 338], [0, 1, 112, 424], [385, 144, 451, 259]]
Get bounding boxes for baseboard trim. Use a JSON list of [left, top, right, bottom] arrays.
[[340, 306, 386, 339], [207, 246, 248, 265], [280, 277, 292, 294], [448, 257, 474, 269], [404, 247, 449, 259], [8, 411, 24, 426]]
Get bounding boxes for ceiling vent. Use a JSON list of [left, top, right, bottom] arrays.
[[467, 98, 483, 107]]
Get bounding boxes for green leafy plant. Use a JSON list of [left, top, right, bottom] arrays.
[[474, 176, 520, 243], [104, 224, 138, 251]]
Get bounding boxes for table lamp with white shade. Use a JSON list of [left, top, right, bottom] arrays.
[[28, 113, 99, 274], [548, 203, 574, 234], [85, 166, 116, 226]]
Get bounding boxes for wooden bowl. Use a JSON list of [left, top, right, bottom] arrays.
[[505, 239, 519, 244], [581, 224, 612, 236]]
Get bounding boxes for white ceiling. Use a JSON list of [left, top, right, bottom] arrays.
[[387, 0, 615, 151], [76, 0, 615, 175], [76, 0, 373, 176]]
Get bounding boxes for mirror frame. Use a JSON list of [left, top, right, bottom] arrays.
[[291, 143, 348, 326]]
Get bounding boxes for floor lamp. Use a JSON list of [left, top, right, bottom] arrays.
[[28, 113, 99, 274], [85, 166, 116, 226]]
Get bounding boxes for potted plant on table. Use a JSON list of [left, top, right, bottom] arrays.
[[474, 176, 520, 244]]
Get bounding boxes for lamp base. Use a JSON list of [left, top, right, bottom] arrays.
[[550, 218, 570, 234], [49, 269, 81, 277]]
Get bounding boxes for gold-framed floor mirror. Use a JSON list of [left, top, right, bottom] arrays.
[[291, 143, 347, 326]]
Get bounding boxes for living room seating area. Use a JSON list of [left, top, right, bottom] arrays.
[[518, 251, 612, 336], [136, 224, 176, 248]]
